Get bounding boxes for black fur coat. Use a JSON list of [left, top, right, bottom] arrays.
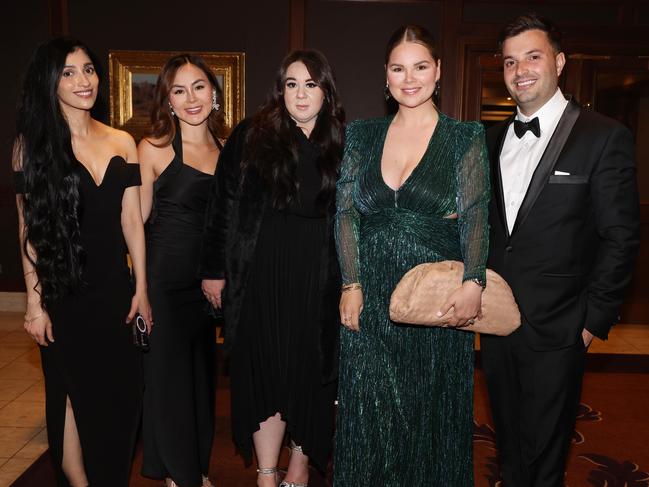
[[199, 119, 341, 384]]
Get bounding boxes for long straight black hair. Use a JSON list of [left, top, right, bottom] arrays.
[[16, 37, 99, 309], [245, 49, 345, 212]]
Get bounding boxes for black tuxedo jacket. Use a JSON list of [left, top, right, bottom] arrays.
[[486, 100, 640, 350]]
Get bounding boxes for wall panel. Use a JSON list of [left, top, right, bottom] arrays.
[[305, 0, 441, 121], [68, 0, 290, 117], [0, 2, 50, 291]]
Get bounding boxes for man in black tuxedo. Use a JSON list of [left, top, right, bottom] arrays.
[[480, 13, 640, 487]]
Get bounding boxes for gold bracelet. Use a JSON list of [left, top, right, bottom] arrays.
[[24, 313, 43, 323], [341, 282, 362, 293]]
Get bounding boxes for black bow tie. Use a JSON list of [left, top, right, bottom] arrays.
[[513, 117, 540, 138]]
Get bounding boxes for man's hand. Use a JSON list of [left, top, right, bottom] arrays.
[[582, 328, 594, 349]]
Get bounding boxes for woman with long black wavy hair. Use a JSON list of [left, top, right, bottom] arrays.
[[138, 54, 228, 487], [200, 50, 345, 487], [13, 37, 151, 486]]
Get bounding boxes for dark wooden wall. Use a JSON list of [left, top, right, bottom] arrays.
[[0, 1, 51, 295], [1, 0, 648, 322]]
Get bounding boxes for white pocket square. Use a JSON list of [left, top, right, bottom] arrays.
[[553, 170, 571, 175]]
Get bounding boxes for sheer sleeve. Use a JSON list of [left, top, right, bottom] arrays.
[[457, 123, 490, 284], [198, 119, 249, 279], [335, 121, 363, 285]]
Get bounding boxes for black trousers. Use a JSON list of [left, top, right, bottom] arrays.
[[481, 328, 587, 487]]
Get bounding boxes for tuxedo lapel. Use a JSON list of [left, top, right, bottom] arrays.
[[490, 117, 513, 239], [510, 100, 581, 236]]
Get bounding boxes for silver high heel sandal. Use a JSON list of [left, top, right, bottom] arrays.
[[201, 474, 215, 487], [279, 444, 308, 487]]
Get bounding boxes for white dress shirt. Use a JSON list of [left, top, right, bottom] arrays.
[[500, 88, 569, 233]]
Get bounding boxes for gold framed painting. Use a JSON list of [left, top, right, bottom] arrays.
[[109, 50, 245, 140]]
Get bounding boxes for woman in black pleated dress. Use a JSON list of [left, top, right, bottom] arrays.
[[200, 50, 345, 487], [14, 38, 150, 487], [139, 54, 228, 487]]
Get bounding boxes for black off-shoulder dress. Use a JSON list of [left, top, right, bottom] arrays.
[[15, 157, 143, 486]]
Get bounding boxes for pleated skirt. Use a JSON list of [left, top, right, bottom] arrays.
[[230, 209, 337, 471]]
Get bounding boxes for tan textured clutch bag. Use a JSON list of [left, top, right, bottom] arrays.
[[389, 261, 521, 336]]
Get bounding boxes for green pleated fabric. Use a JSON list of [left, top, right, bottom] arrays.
[[333, 113, 490, 486]]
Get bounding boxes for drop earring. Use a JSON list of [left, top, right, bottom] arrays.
[[384, 83, 391, 101], [433, 80, 441, 101], [212, 90, 220, 112], [168, 102, 175, 117]]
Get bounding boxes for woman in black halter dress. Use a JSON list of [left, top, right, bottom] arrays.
[[139, 54, 227, 487]]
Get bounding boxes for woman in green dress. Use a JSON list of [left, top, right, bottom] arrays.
[[334, 25, 490, 486]]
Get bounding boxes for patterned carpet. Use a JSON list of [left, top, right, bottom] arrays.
[[11, 354, 649, 487], [473, 355, 649, 487]]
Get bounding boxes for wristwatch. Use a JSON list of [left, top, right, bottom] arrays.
[[466, 277, 486, 289]]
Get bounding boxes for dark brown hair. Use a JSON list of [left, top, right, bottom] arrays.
[[385, 24, 440, 64], [246, 49, 345, 212], [148, 54, 228, 146], [385, 25, 441, 107], [498, 13, 562, 54]]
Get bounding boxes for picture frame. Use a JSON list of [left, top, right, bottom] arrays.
[[109, 50, 245, 140]]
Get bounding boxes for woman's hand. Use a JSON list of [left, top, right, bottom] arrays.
[[436, 280, 483, 328], [126, 291, 154, 333], [202, 279, 225, 309], [24, 306, 54, 346], [339, 288, 364, 332]]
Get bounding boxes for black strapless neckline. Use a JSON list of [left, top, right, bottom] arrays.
[[78, 155, 128, 188]]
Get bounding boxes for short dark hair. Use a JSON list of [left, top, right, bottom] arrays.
[[498, 13, 562, 54]]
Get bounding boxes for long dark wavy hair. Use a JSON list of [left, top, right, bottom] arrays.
[[148, 54, 228, 147], [245, 50, 345, 212], [15, 37, 99, 309]]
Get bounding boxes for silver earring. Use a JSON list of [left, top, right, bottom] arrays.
[[434, 80, 441, 101], [212, 91, 220, 112], [384, 83, 391, 101], [168, 102, 175, 117]]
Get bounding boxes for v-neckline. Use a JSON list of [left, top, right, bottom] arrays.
[[78, 155, 125, 187], [378, 112, 443, 193]]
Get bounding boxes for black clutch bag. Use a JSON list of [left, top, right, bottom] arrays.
[[131, 314, 150, 351]]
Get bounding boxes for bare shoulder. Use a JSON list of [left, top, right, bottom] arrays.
[[138, 136, 169, 155], [93, 120, 137, 158], [137, 135, 174, 168], [109, 126, 137, 154]]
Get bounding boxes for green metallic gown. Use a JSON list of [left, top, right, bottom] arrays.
[[333, 113, 490, 486]]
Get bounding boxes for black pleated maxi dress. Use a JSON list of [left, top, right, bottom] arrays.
[[230, 129, 337, 471]]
